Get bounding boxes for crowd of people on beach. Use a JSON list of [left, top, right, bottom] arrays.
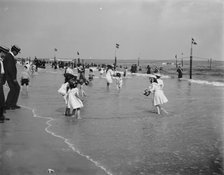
[[56, 62, 171, 119], [57, 64, 125, 119], [0, 44, 184, 122]]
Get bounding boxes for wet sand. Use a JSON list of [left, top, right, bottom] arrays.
[[0, 107, 107, 175]]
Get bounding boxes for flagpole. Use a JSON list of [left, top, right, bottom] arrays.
[[190, 39, 193, 79], [181, 53, 184, 67], [114, 48, 117, 69], [54, 48, 57, 62], [175, 55, 177, 68], [114, 44, 119, 70]]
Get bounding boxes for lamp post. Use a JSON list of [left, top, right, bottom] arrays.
[[54, 48, 57, 62], [209, 58, 212, 70], [77, 51, 80, 65], [175, 54, 177, 68], [181, 53, 183, 67], [190, 38, 197, 79], [137, 57, 140, 67]]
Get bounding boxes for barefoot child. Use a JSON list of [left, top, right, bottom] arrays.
[[20, 65, 30, 91], [67, 79, 83, 119], [147, 75, 168, 114], [114, 72, 123, 89]]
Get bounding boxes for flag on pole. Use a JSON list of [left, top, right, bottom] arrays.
[[116, 43, 119, 49], [54, 48, 57, 51], [192, 38, 197, 45]]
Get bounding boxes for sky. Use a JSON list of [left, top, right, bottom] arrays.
[[0, 0, 223, 61]]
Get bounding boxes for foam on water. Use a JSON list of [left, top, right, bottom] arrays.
[[188, 79, 224, 87], [21, 105, 113, 175], [133, 72, 224, 86]]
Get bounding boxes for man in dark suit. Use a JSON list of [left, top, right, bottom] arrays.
[[0, 46, 10, 123], [3, 45, 21, 110]]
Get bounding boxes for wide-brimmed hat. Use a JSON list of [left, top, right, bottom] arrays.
[[154, 73, 162, 78], [0, 46, 9, 53], [148, 74, 156, 78], [107, 64, 113, 69], [11, 45, 21, 53]]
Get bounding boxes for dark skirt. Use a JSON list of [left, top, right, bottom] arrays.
[[21, 78, 29, 86]]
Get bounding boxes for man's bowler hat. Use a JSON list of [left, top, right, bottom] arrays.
[[0, 46, 10, 53], [11, 45, 21, 53]]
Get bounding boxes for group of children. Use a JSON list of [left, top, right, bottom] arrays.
[[58, 65, 169, 119], [58, 76, 84, 119], [105, 65, 123, 89], [58, 65, 124, 119], [58, 65, 93, 119]]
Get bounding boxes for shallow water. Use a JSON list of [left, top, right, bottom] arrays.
[[18, 65, 223, 175]]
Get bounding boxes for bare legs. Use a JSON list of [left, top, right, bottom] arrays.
[[155, 105, 168, 115], [72, 108, 81, 119], [155, 105, 161, 114]]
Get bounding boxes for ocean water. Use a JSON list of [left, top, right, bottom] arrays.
[[17, 65, 223, 175]]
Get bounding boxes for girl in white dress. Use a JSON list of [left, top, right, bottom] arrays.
[[67, 80, 83, 119], [148, 76, 168, 114], [114, 72, 123, 89]]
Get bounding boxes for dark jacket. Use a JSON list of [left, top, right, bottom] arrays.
[[3, 52, 17, 81], [0, 62, 5, 107]]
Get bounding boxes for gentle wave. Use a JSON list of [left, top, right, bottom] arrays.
[[21, 105, 113, 175], [131, 73, 171, 79], [39, 69, 224, 87], [132, 73, 224, 87], [188, 79, 224, 87]]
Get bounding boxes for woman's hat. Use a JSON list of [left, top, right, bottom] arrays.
[[148, 74, 156, 78], [0, 46, 9, 53], [11, 45, 21, 53], [154, 73, 162, 78], [107, 65, 112, 69]]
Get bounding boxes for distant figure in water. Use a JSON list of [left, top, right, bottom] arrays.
[[147, 75, 168, 115], [146, 65, 151, 74], [105, 65, 114, 87], [88, 69, 94, 81], [177, 65, 183, 79]]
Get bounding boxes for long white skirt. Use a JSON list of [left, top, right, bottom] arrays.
[[106, 75, 113, 84]]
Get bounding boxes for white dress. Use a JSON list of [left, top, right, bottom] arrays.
[[106, 69, 113, 84], [68, 88, 83, 109], [149, 82, 168, 106], [115, 77, 123, 89], [157, 79, 164, 89]]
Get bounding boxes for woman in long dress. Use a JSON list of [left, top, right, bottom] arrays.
[[148, 76, 168, 114], [105, 65, 114, 87]]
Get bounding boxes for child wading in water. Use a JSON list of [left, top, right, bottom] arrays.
[[147, 75, 168, 114], [58, 81, 70, 116], [114, 72, 123, 90], [58, 72, 77, 116], [67, 79, 83, 119], [20, 65, 30, 91]]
